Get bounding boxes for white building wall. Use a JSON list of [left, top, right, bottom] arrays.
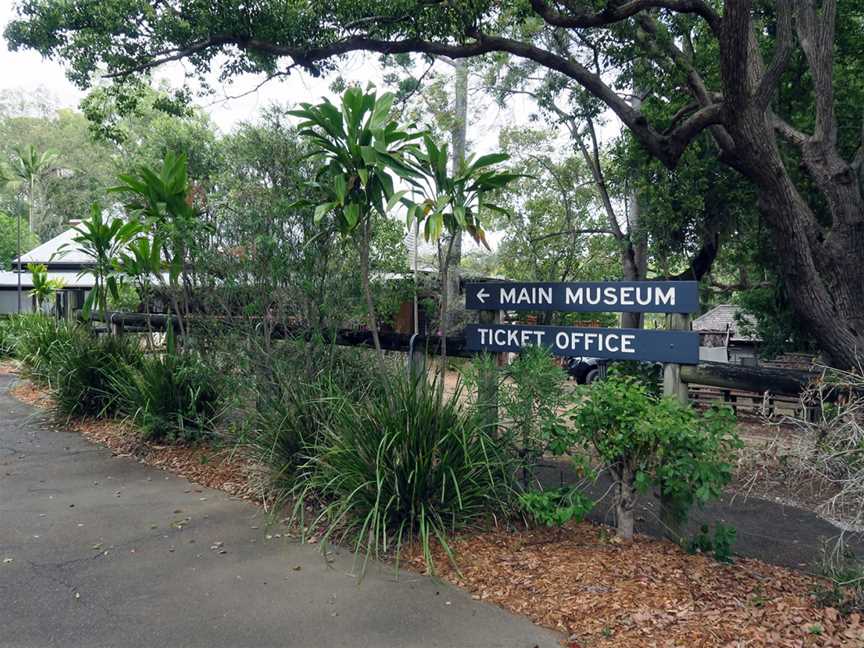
[[0, 291, 34, 315]]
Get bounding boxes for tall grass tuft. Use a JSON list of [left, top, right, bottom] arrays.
[[50, 332, 143, 418], [112, 350, 223, 443], [12, 314, 81, 386], [294, 372, 515, 575]]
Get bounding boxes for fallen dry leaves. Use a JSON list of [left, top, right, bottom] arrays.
[[406, 524, 863, 647]]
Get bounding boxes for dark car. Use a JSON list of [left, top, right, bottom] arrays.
[[565, 356, 602, 384]]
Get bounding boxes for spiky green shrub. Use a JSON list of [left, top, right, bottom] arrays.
[[50, 332, 143, 418], [0, 317, 17, 357], [13, 315, 82, 386], [113, 350, 223, 443], [294, 373, 515, 574], [244, 371, 350, 498]]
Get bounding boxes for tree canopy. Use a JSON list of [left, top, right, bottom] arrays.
[[5, 0, 864, 365]]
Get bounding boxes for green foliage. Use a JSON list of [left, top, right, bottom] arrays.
[[0, 211, 38, 271], [289, 87, 420, 234], [112, 152, 200, 292], [495, 126, 619, 287], [239, 343, 393, 500], [112, 349, 223, 443], [2, 144, 59, 237], [49, 332, 143, 418], [13, 315, 81, 386], [26, 263, 63, 308], [606, 361, 662, 398], [570, 376, 741, 537], [404, 135, 518, 247], [734, 284, 818, 359], [519, 486, 593, 528], [497, 346, 572, 485], [64, 204, 143, 319], [686, 523, 737, 563], [0, 101, 115, 239], [294, 372, 515, 575]]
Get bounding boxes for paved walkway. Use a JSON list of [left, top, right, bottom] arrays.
[[0, 374, 560, 648]]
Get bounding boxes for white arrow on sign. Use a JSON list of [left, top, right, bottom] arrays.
[[476, 288, 490, 304]]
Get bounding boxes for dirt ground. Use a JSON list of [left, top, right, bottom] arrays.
[[405, 524, 863, 647]]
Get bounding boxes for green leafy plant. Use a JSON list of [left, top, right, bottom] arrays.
[[14, 315, 81, 386], [686, 523, 737, 563], [4, 145, 59, 233], [570, 376, 740, 540], [111, 152, 202, 336], [404, 135, 519, 363], [26, 263, 64, 309], [112, 346, 223, 443], [519, 486, 593, 528], [293, 371, 514, 575], [465, 345, 573, 488], [61, 204, 143, 321], [49, 331, 143, 418], [289, 87, 422, 359]]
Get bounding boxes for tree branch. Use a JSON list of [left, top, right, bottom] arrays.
[[755, 0, 794, 109], [529, 228, 616, 244], [795, 0, 838, 143], [772, 112, 809, 147], [106, 31, 719, 169], [528, 0, 721, 35]]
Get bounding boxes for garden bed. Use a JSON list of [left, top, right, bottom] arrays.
[[6, 373, 862, 647], [406, 524, 863, 647]]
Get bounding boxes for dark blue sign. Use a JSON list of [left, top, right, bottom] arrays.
[[465, 281, 699, 314], [464, 324, 700, 364]]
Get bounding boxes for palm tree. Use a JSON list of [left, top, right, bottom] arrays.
[[3, 146, 58, 312], [8, 145, 59, 233]]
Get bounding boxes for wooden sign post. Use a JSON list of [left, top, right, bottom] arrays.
[[464, 280, 701, 433], [464, 281, 700, 365]]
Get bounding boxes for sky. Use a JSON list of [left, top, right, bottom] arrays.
[[0, 2, 620, 255], [0, 2, 530, 140]]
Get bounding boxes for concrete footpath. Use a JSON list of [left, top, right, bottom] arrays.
[[0, 373, 560, 648]]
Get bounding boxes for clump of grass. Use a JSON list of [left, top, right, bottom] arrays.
[[112, 349, 223, 443], [12, 315, 81, 386], [50, 332, 143, 418], [293, 372, 515, 575]]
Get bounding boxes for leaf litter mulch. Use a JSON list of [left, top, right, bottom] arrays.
[[7, 371, 863, 647], [405, 524, 863, 647]]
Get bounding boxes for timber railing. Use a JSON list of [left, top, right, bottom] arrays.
[[83, 311, 840, 404]]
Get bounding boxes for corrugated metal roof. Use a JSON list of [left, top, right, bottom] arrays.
[[692, 304, 760, 342], [0, 270, 95, 289], [16, 227, 93, 266]]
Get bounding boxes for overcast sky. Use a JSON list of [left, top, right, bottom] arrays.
[[0, 2, 624, 254], [0, 2, 531, 142]]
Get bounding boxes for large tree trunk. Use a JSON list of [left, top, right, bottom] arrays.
[[716, 0, 864, 369], [621, 87, 648, 330]]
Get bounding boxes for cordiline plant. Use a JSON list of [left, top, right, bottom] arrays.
[[60, 204, 143, 322], [292, 371, 515, 577], [27, 263, 64, 309], [289, 87, 422, 359], [111, 152, 205, 337], [403, 135, 520, 366]]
